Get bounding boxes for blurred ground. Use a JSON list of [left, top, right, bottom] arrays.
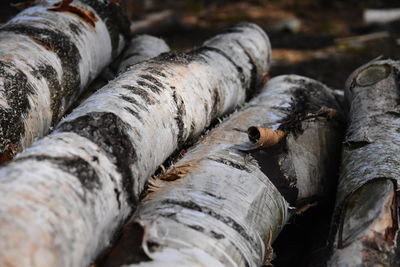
[[1, 1, 399, 266]]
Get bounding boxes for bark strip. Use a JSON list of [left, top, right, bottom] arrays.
[[98, 75, 344, 267], [328, 59, 400, 267], [0, 0, 129, 154], [0, 23, 271, 267]]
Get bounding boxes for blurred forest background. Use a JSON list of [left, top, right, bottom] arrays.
[[1, 0, 399, 266]]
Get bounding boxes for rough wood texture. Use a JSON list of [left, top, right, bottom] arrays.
[[0, 23, 271, 267], [328, 59, 400, 267], [0, 0, 129, 154], [98, 75, 344, 267]]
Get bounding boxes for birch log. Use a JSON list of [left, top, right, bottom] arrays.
[[98, 75, 344, 267], [0, 0, 129, 155], [0, 23, 271, 267], [72, 34, 170, 108], [328, 60, 400, 266]]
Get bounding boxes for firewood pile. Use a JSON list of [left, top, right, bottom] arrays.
[[0, 0, 399, 266]]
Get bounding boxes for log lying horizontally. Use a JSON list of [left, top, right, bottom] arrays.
[[328, 60, 400, 266], [98, 75, 344, 267], [0, 23, 271, 267], [0, 0, 129, 155]]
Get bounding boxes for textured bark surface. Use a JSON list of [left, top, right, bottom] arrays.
[[0, 23, 271, 267], [0, 0, 129, 154], [98, 75, 344, 267], [328, 60, 400, 267]]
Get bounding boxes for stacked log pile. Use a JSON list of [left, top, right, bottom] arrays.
[[98, 75, 344, 267], [0, 16, 271, 267], [0, 1, 398, 267]]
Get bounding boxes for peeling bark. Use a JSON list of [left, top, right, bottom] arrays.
[[98, 75, 344, 267], [328, 59, 400, 267], [0, 0, 129, 154], [0, 23, 271, 267]]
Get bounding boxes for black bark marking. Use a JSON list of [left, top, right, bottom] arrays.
[[250, 141, 299, 205], [161, 199, 257, 249], [16, 154, 101, 192], [199, 46, 246, 87], [137, 80, 161, 94], [210, 230, 225, 239], [204, 191, 225, 200], [124, 107, 141, 121], [278, 77, 340, 135], [120, 94, 148, 112], [139, 74, 165, 90], [145, 69, 166, 78], [114, 188, 121, 209], [0, 61, 35, 151], [58, 112, 137, 208], [98, 222, 151, 267], [172, 90, 186, 146], [68, 22, 81, 35], [210, 157, 251, 173], [210, 89, 221, 119], [80, 0, 129, 57], [156, 51, 194, 64], [121, 85, 156, 105], [1, 24, 81, 122], [187, 224, 205, 232]]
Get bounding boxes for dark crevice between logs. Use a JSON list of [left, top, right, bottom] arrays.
[[250, 140, 298, 205]]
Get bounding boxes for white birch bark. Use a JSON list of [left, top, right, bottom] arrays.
[[0, 0, 129, 154], [72, 34, 170, 108], [328, 59, 400, 267], [0, 23, 271, 267], [98, 75, 344, 267], [116, 35, 171, 74]]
